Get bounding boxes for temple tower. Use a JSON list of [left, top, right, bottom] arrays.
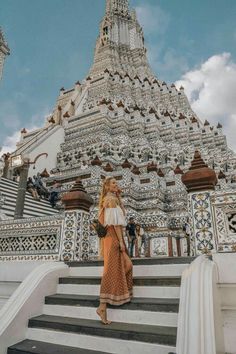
[[10, 0, 236, 257], [106, 0, 129, 14], [90, 0, 152, 77], [0, 27, 10, 81]]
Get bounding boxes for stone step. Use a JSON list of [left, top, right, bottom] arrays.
[[8, 339, 109, 354], [59, 276, 181, 286], [2, 194, 56, 212], [69, 263, 188, 277], [67, 257, 195, 267], [57, 283, 180, 298], [43, 303, 178, 327], [3, 192, 56, 211], [28, 315, 177, 346], [0, 177, 58, 218], [0, 295, 9, 309], [0, 281, 21, 296], [45, 294, 179, 312], [0, 182, 51, 203], [27, 327, 176, 354]]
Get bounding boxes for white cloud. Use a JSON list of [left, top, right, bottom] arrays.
[[1, 131, 21, 155], [175, 53, 236, 151]]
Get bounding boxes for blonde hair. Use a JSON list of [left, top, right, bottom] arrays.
[[99, 177, 115, 209]]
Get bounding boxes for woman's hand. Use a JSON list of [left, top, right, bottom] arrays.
[[119, 241, 125, 252]]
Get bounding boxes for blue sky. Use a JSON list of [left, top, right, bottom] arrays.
[[0, 0, 236, 152]]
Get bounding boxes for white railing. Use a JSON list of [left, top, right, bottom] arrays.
[[176, 255, 225, 354], [0, 262, 68, 354]]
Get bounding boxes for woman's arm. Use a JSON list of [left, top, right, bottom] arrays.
[[114, 226, 125, 252]]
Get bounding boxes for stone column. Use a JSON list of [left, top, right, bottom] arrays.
[[61, 178, 93, 262], [2, 153, 10, 179], [0, 192, 8, 220], [182, 151, 218, 255], [14, 159, 30, 219]]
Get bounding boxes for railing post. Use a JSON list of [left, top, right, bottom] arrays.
[[61, 178, 93, 262], [182, 151, 218, 255], [0, 192, 8, 220], [14, 159, 29, 219]]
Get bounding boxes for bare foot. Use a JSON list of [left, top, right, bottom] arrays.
[[96, 308, 111, 325]]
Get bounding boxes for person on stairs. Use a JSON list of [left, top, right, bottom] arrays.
[[49, 180, 60, 208], [126, 217, 137, 258], [97, 177, 133, 325], [33, 173, 49, 199], [26, 177, 40, 200]]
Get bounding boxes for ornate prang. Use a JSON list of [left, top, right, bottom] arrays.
[[147, 162, 158, 173], [48, 116, 55, 124], [117, 100, 124, 108], [103, 162, 113, 172], [132, 166, 140, 175], [218, 170, 226, 179], [5, 0, 236, 260], [62, 178, 93, 212], [157, 168, 165, 177], [91, 155, 102, 166], [40, 168, 50, 178], [63, 111, 70, 118], [174, 165, 183, 175], [182, 151, 217, 192], [122, 159, 132, 169]]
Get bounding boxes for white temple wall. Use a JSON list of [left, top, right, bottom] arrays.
[[27, 127, 64, 177]]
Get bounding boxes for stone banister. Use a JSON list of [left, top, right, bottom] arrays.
[[176, 255, 224, 354]]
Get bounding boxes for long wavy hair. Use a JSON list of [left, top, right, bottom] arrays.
[[99, 177, 114, 209]]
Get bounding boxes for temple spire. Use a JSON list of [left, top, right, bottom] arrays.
[[89, 0, 152, 78], [0, 27, 10, 81], [106, 0, 129, 15]]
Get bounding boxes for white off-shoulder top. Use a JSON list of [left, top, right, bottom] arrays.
[[104, 206, 126, 226]]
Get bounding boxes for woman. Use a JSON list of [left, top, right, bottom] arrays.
[[97, 177, 133, 325]]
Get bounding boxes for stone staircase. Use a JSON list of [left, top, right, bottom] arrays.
[[0, 281, 21, 310], [8, 257, 195, 354], [0, 261, 46, 312], [0, 177, 58, 218]]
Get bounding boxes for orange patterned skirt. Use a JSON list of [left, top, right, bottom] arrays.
[[100, 226, 133, 306]]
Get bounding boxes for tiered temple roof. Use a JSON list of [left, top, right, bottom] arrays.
[[9, 0, 236, 242]]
